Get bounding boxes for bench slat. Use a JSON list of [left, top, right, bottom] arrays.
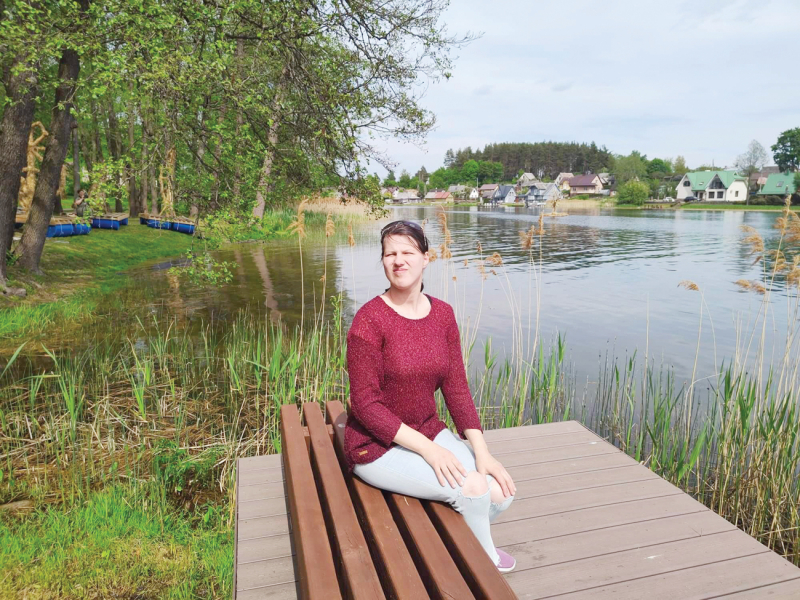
[[303, 403, 385, 600], [386, 492, 476, 600], [425, 501, 518, 599], [280, 404, 341, 599], [326, 401, 428, 599]]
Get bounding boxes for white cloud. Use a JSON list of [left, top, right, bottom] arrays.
[[369, 0, 800, 176]]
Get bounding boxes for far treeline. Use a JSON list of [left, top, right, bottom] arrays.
[[0, 0, 469, 290]]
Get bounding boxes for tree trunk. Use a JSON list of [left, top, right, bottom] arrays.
[[233, 39, 244, 201], [191, 102, 206, 217], [126, 81, 137, 216], [141, 113, 149, 215], [105, 100, 124, 212], [72, 116, 81, 198], [0, 54, 38, 286], [90, 97, 103, 168], [252, 72, 287, 219], [16, 47, 81, 274]]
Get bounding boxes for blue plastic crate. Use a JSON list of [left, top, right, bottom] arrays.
[[139, 216, 147, 225], [120, 217, 129, 226], [73, 223, 91, 235], [91, 218, 120, 230], [147, 219, 171, 229]]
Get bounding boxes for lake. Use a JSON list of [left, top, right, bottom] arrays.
[[129, 205, 797, 394]]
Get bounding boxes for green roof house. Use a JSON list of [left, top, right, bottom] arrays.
[[675, 170, 748, 202], [757, 172, 797, 196]]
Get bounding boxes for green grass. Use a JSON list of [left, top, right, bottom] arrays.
[[0, 483, 231, 599]]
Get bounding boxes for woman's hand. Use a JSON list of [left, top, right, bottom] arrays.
[[421, 443, 467, 488], [476, 452, 516, 498]]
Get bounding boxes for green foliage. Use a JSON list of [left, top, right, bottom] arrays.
[[449, 141, 611, 180], [461, 159, 479, 183], [152, 440, 222, 506], [673, 155, 689, 174], [397, 170, 413, 189], [614, 151, 649, 183], [383, 170, 397, 187], [168, 251, 234, 287], [647, 158, 672, 176], [772, 128, 800, 172], [617, 180, 650, 205]]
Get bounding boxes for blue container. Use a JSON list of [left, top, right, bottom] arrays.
[[73, 223, 91, 235], [172, 222, 196, 235], [139, 216, 147, 225], [46, 224, 75, 238], [147, 219, 171, 229], [120, 217, 129, 226], [92, 218, 120, 230]]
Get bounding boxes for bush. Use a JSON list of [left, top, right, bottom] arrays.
[[617, 181, 650, 206]]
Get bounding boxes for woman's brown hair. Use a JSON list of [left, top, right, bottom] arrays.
[[380, 220, 430, 292]]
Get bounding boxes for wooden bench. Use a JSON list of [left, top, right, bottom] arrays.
[[234, 400, 517, 599]]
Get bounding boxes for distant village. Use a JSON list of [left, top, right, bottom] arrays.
[[383, 167, 797, 206]]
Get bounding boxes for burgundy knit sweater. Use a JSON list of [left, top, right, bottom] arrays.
[[344, 293, 483, 468]]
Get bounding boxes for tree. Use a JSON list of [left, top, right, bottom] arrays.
[[443, 148, 455, 167], [614, 152, 648, 183], [461, 159, 479, 184], [735, 140, 768, 179], [673, 155, 688, 174], [383, 170, 397, 186], [772, 128, 800, 172], [617, 180, 649, 205], [646, 158, 672, 177], [397, 170, 412, 189], [428, 167, 449, 190], [414, 166, 428, 183]]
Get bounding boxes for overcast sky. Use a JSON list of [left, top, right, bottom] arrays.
[[368, 0, 800, 177]]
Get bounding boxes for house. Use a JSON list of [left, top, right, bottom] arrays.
[[392, 189, 420, 204], [493, 185, 517, 204], [675, 171, 748, 202], [598, 173, 613, 186], [528, 182, 562, 204], [750, 166, 781, 189], [757, 172, 797, 197], [469, 187, 480, 200], [479, 183, 500, 201], [517, 172, 539, 187], [425, 190, 454, 202], [447, 184, 467, 197], [568, 174, 603, 196], [555, 173, 574, 191]]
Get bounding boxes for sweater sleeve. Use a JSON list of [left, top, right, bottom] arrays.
[[346, 312, 403, 447], [441, 305, 483, 438]]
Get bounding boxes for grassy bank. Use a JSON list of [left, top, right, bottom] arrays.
[[680, 203, 800, 211]]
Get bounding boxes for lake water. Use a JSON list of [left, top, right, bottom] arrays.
[[129, 205, 797, 392]]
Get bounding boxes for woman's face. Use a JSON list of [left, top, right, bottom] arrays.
[[382, 234, 429, 292]]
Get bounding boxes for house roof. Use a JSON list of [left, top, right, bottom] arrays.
[[497, 185, 515, 196], [448, 185, 466, 193], [426, 191, 452, 200], [556, 172, 574, 181], [684, 171, 746, 191], [750, 166, 781, 182], [395, 190, 419, 199], [479, 183, 499, 191], [569, 174, 600, 187], [758, 172, 797, 195]]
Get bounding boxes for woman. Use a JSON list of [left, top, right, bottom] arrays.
[[345, 220, 517, 572]]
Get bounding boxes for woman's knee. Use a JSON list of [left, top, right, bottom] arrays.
[[488, 478, 506, 504], [461, 471, 488, 497]]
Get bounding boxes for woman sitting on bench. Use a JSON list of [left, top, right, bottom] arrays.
[[345, 219, 517, 573]]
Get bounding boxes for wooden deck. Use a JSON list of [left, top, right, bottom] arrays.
[[234, 421, 800, 599]]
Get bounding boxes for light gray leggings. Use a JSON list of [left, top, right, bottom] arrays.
[[353, 429, 514, 565]]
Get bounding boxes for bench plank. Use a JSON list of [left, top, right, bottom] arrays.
[[326, 401, 428, 599], [386, 491, 477, 600], [280, 404, 341, 599], [303, 403, 385, 600], [425, 501, 517, 600]]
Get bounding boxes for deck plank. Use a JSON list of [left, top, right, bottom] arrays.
[[714, 577, 800, 598], [553, 553, 800, 600], [481, 421, 586, 441], [506, 529, 769, 598], [236, 555, 296, 592]]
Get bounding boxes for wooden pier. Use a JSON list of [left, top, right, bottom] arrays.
[[234, 415, 800, 599]]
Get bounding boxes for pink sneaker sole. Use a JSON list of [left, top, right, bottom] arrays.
[[495, 548, 516, 573]]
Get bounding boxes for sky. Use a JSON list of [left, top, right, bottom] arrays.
[[367, 0, 800, 178]]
